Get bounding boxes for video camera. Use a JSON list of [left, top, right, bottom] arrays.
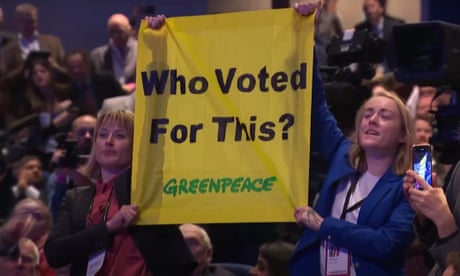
[[320, 28, 385, 133], [53, 134, 89, 169], [390, 21, 460, 164]]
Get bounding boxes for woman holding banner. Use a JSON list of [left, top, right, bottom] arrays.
[[290, 2, 416, 276], [44, 110, 196, 275]]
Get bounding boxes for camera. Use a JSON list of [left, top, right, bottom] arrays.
[[320, 28, 385, 133], [390, 21, 460, 164], [55, 139, 81, 169]]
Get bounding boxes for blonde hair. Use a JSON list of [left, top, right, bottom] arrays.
[[348, 91, 415, 175], [82, 110, 134, 180], [19, 238, 40, 265]]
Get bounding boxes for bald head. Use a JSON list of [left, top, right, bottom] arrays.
[[107, 13, 131, 49], [72, 115, 96, 154], [15, 3, 38, 37], [179, 224, 213, 272]]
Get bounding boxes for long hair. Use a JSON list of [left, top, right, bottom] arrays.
[[348, 91, 415, 175], [82, 110, 134, 180]]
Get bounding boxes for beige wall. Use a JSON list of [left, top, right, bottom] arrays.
[[208, 0, 421, 27]]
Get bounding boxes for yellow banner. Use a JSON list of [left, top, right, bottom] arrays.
[[132, 8, 314, 225]]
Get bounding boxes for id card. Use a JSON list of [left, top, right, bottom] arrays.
[[325, 241, 350, 276], [86, 250, 106, 276]]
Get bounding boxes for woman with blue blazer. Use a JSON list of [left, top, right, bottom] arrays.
[[290, 3, 416, 275]]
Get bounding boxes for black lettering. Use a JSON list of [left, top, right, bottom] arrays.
[[212, 116, 234, 142], [170, 70, 186, 94], [259, 121, 276, 141], [170, 124, 188, 143], [189, 76, 208, 94], [237, 73, 256, 92], [142, 70, 169, 95], [291, 62, 307, 90], [272, 71, 288, 92], [258, 66, 269, 92], [215, 68, 236, 93], [150, 118, 169, 143]]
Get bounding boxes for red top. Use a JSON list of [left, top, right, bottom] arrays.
[[87, 179, 151, 276]]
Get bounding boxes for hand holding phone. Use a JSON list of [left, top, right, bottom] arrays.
[[412, 144, 433, 190]]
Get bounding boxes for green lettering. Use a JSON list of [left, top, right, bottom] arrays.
[[251, 178, 263, 192], [209, 178, 220, 193], [221, 178, 232, 193], [179, 179, 189, 194], [231, 177, 243, 193], [263, 176, 276, 191], [199, 178, 209, 193], [189, 179, 199, 194], [241, 177, 252, 192], [163, 179, 178, 197]]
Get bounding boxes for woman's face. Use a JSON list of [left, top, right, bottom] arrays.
[[95, 122, 132, 172], [250, 255, 270, 276], [358, 96, 405, 155], [31, 63, 51, 89]]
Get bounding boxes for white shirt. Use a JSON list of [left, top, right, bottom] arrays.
[[18, 32, 40, 59], [320, 171, 380, 276]]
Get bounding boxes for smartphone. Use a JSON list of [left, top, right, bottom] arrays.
[[412, 144, 433, 190]]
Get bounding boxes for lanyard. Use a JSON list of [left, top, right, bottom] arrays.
[[340, 174, 366, 220], [87, 188, 114, 225]]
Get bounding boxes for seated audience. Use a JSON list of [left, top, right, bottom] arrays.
[[250, 241, 294, 276], [179, 224, 236, 276], [0, 199, 53, 276]]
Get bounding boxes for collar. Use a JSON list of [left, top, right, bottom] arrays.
[[18, 31, 39, 41]]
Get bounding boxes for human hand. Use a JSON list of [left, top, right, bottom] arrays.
[[54, 99, 72, 113], [295, 206, 324, 231], [106, 205, 138, 233], [54, 168, 93, 186], [294, 1, 322, 17], [405, 170, 457, 237], [52, 109, 78, 128], [16, 170, 30, 192], [146, 15, 166, 29]]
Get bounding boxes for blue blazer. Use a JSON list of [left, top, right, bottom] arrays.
[[289, 62, 415, 276]]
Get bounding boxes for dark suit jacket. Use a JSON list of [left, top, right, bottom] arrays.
[[0, 31, 16, 77], [90, 39, 137, 84], [355, 15, 405, 43], [70, 72, 125, 116], [1, 33, 65, 72], [44, 170, 197, 276]]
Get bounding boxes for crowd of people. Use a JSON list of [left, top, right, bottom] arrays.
[[0, 0, 459, 276]]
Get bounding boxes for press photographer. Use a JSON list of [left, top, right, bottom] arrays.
[[393, 21, 460, 276], [47, 114, 96, 220]]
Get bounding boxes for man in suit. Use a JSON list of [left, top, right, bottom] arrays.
[[1, 3, 65, 73], [90, 13, 137, 93], [64, 49, 125, 116], [355, 0, 405, 43]]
